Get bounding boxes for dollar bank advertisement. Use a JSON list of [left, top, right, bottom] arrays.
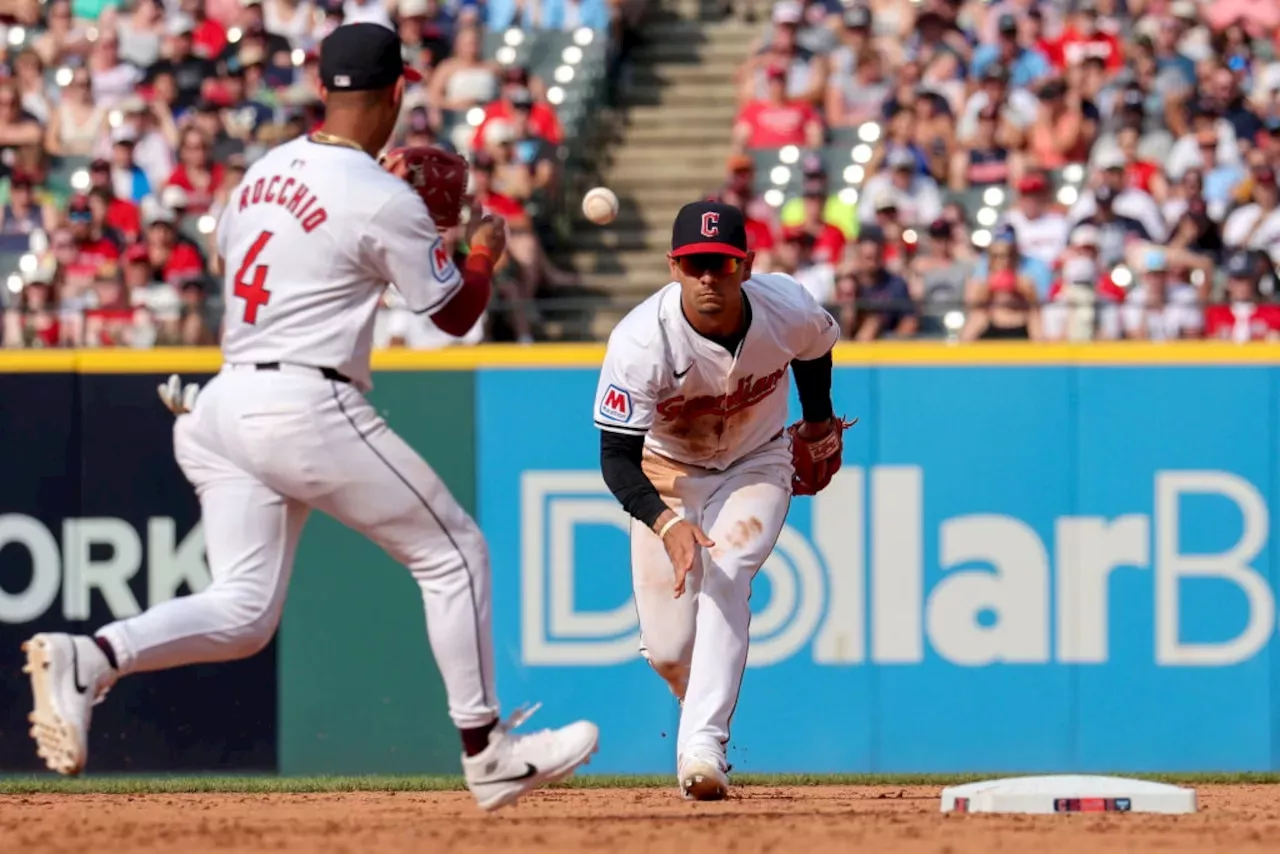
[[477, 364, 1280, 775]]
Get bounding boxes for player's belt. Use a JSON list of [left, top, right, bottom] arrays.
[[252, 362, 353, 384]]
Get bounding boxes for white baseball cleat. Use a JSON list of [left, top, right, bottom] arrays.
[[22, 633, 116, 776], [679, 753, 730, 801], [462, 703, 600, 811]]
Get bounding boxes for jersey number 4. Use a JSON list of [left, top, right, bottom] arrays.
[[234, 230, 275, 324]]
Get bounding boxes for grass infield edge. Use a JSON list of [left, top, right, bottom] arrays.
[[3, 772, 1280, 795]]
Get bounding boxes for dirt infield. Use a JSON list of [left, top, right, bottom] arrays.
[[2, 784, 1278, 853]]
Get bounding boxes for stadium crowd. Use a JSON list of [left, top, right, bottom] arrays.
[[725, 0, 1280, 340], [0, 0, 633, 348]]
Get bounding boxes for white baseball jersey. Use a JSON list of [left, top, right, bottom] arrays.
[[216, 135, 463, 391], [593, 272, 839, 471]]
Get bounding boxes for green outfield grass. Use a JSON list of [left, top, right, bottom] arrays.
[[2, 772, 1280, 795]]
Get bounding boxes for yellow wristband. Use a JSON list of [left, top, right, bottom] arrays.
[[658, 516, 681, 539]]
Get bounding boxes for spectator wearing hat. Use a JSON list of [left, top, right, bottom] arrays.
[[837, 226, 918, 340], [1068, 147, 1167, 242], [397, 0, 455, 58], [1120, 248, 1203, 341], [1040, 255, 1122, 341], [970, 13, 1051, 91], [779, 154, 858, 238], [949, 103, 1016, 191], [1003, 171, 1069, 270], [1223, 166, 1280, 263], [908, 216, 975, 334], [785, 176, 847, 265], [81, 262, 141, 348], [64, 193, 123, 288], [1165, 97, 1242, 181], [150, 14, 220, 112], [122, 241, 183, 345], [739, 2, 828, 108], [960, 227, 1041, 341], [498, 93, 558, 200], [2, 262, 60, 348], [825, 48, 891, 129], [0, 170, 58, 236], [903, 8, 965, 80], [829, 6, 874, 83], [1070, 183, 1152, 269], [981, 0, 1061, 48], [218, 49, 277, 137], [776, 227, 836, 306], [1205, 250, 1280, 341], [713, 158, 778, 271], [1025, 75, 1095, 169], [859, 147, 942, 229], [140, 201, 204, 289], [957, 63, 1039, 146], [473, 66, 563, 150], [732, 63, 823, 151]]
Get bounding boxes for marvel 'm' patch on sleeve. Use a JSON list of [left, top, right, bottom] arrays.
[[597, 384, 633, 423]]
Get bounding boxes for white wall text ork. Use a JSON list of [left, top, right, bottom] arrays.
[[0, 516, 209, 624], [520, 468, 1273, 668]]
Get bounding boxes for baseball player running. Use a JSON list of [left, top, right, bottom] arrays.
[[594, 201, 851, 800], [23, 23, 598, 810]]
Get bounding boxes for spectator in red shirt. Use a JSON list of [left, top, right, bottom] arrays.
[[143, 205, 204, 287], [1204, 250, 1280, 341], [1052, 0, 1123, 72], [82, 263, 139, 347], [473, 66, 563, 150], [731, 64, 823, 151], [88, 163, 143, 241], [165, 127, 225, 216], [789, 176, 846, 266], [1116, 124, 1167, 203], [64, 194, 122, 287]]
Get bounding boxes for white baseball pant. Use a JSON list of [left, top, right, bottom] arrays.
[[631, 437, 792, 767], [96, 364, 499, 729]]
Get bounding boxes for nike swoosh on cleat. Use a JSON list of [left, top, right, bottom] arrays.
[[71, 642, 88, 694], [481, 763, 538, 784]]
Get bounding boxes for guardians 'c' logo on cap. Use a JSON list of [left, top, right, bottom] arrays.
[[701, 211, 720, 238]]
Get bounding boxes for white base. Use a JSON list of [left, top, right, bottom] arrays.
[[940, 775, 1197, 815]]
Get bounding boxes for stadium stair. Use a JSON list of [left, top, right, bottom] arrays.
[[549, 2, 756, 338]]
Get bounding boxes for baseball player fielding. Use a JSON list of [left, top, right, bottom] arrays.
[[22, 22, 598, 811], [593, 200, 852, 800]]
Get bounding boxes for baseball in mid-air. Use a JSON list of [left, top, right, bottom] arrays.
[[582, 187, 619, 225]]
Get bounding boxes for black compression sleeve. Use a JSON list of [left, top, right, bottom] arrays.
[[791, 350, 835, 423], [599, 431, 670, 530]]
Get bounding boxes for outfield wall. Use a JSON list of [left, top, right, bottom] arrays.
[[2, 344, 1280, 775]]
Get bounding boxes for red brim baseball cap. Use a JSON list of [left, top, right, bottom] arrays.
[[670, 200, 749, 258]]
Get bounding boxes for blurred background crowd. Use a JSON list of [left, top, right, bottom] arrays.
[[0, 0, 1278, 347], [722, 0, 1280, 341]]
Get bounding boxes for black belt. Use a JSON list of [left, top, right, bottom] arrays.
[[254, 362, 353, 384]]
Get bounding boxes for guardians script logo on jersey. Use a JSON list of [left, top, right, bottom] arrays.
[[598, 384, 632, 423], [656, 367, 786, 421]]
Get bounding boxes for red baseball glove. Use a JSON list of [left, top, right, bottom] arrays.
[[787, 416, 857, 496], [379, 145, 469, 229]]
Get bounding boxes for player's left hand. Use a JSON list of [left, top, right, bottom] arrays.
[[788, 415, 857, 496], [158, 374, 199, 416]]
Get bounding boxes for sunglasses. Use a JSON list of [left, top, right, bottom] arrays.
[[675, 254, 741, 277]]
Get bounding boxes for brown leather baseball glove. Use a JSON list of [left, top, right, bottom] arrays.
[[787, 416, 857, 496], [378, 145, 469, 229]]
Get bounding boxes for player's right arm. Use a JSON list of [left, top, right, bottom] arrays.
[[594, 327, 712, 597], [361, 189, 504, 337]]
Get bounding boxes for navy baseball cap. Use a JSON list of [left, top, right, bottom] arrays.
[[320, 23, 421, 92], [671, 200, 748, 259]]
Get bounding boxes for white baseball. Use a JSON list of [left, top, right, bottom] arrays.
[[582, 187, 619, 225]]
